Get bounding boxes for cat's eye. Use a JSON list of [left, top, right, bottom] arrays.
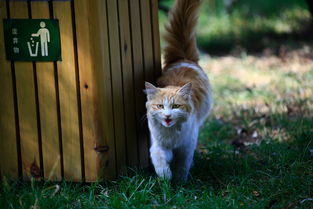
[[171, 104, 181, 109], [156, 104, 164, 109]]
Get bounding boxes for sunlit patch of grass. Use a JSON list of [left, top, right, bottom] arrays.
[[198, 1, 311, 53]]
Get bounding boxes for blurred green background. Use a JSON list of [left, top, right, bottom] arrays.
[[158, 0, 312, 54]]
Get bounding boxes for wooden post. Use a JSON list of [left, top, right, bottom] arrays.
[[0, 0, 161, 181]]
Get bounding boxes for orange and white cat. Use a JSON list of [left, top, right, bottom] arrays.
[[145, 0, 212, 181]]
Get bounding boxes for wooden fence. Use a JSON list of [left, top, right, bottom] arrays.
[[0, 0, 161, 182]]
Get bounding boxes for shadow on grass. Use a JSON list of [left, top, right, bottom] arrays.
[[190, 103, 313, 194], [188, 110, 312, 208]]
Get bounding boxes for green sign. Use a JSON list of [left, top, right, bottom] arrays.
[[3, 19, 61, 61]]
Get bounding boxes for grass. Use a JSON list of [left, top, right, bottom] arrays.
[[1, 0, 313, 208], [1, 50, 313, 209]]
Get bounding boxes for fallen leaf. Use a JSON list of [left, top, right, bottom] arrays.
[[252, 191, 260, 197], [252, 131, 258, 138]]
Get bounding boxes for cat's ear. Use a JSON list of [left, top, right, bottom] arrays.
[[144, 82, 158, 100], [178, 82, 192, 98]]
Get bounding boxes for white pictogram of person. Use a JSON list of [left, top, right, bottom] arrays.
[[31, 21, 50, 56]]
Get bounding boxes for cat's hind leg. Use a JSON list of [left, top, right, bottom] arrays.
[[150, 144, 173, 180], [171, 146, 195, 182]]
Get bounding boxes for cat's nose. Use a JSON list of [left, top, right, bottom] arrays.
[[164, 114, 171, 119]]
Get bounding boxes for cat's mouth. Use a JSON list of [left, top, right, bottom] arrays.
[[165, 118, 172, 125]]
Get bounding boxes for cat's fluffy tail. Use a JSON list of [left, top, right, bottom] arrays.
[[163, 0, 202, 67]]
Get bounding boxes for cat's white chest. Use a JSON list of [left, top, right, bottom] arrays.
[[157, 128, 183, 149], [149, 116, 198, 149]]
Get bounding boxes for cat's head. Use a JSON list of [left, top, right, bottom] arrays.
[[145, 82, 193, 128]]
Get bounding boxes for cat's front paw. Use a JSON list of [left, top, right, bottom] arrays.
[[155, 167, 172, 180]]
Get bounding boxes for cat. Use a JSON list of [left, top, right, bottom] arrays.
[[145, 0, 212, 182]]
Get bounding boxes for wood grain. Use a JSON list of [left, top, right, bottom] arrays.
[[118, 0, 139, 167], [31, 1, 62, 181], [107, 0, 127, 174], [0, 0, 161, 181], [53, 1, 82, 181], [10, 1, 41, 180], [74, 0, 117, 181], [0, 1, 19, 178], [150, 0, 162, 80], [139, 0, 155, 168], [91, 0, 117, 180], [140, 0, 155, 83], [129, 0, 149, 167]]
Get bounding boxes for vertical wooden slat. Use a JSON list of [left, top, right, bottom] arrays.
[[72, 0, 95, 182], [118, 0, 138, 167], [150, 0, 162, 79], [74, 0, 117, 181], [106, 0, 127, 174], [138, 0, 155, 168], [9, 1, 41, 179], [31, 1, 62, 181], [129, 0, 149, 167], [0, 1, 19, 178], [92, 0, 117, 180], [53, 1, 82, 181], [140, 0, 155, 82]]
